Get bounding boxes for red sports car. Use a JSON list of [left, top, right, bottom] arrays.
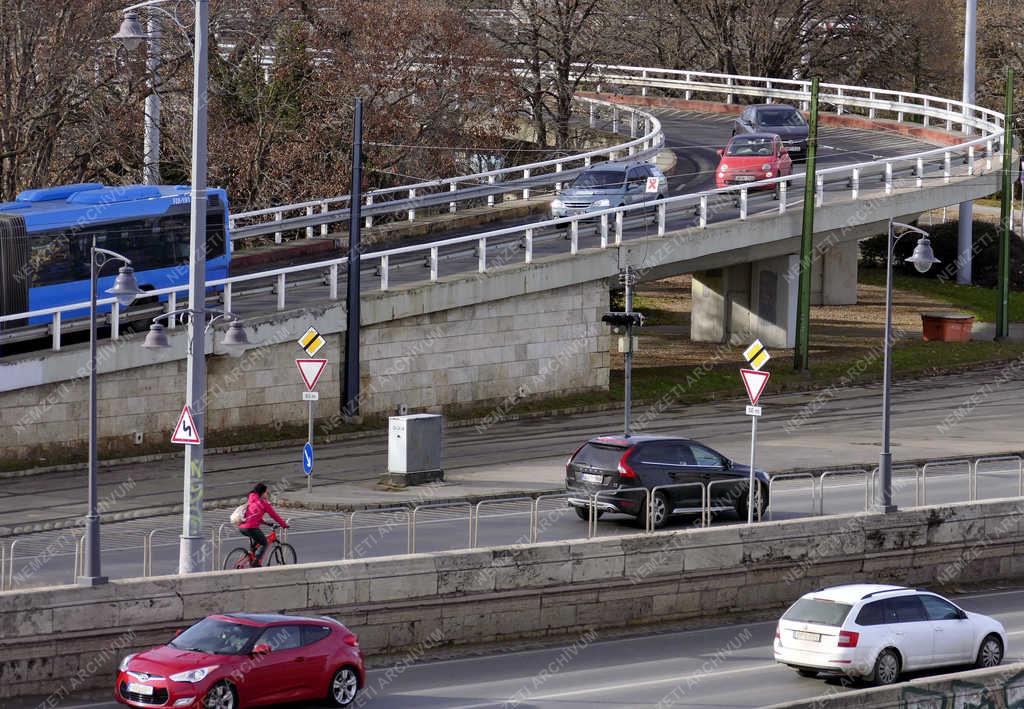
[[115, 613, 364, 709], [715, 133, 793, 190]]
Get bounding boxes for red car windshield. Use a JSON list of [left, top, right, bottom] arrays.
[[169, 617, 264, 655], [726, 137, 776, 157]]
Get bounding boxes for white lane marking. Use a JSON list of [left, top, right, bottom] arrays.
[[421, 662, 780, 709]]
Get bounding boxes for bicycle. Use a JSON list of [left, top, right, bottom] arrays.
[[223, 524, 297, 570]]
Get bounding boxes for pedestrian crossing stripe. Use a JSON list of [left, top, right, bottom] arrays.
[[742, 339, 770, 371], [298, 326, 326, 357]]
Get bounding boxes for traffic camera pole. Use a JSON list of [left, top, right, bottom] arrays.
[[997, 68, 1014, 339], [623, 267, 635, 437], [343, 98, 363, 420], [793, 77, 819, 371]]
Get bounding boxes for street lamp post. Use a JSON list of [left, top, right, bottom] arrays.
[[877, 219, 940, 513], [115, 0, 210, 574], [80, 244, 141, 586]]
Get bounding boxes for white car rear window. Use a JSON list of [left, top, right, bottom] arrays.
[[783, 598, 853, 627]]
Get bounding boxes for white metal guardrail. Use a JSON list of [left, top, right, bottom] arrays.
[[0, 65, 1003, 351], [3, 455, 1023, 590]]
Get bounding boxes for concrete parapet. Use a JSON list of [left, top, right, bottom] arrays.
[[3, 498, 1024, 698]]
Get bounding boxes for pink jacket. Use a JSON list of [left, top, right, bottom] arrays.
[[239, 492, 287, 529]]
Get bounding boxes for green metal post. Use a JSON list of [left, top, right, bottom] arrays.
[[997, 67, 1014, 339], [793, 78, 819, 370]]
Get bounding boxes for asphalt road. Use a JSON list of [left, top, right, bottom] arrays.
[[14, 587, 1024, 709]]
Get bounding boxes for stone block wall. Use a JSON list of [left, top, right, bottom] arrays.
[[2, 498, 1023, 698], [0, 280, 609, 464]]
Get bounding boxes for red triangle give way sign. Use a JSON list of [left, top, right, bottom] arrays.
[[740, 369, 770, 406], [296, 359, 328, 391]]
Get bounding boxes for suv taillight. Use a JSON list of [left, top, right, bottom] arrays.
[[617, 448, 637, 479], [565, 443, 585, 476], [344, 634, 359, 647], [838, 630, 859, 648]]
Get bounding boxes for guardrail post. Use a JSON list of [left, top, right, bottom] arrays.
[[478, 237, 487, 272], [584, 156, 592, 168], [571, 220, 580, 253], [277, 273, 286, 310], [884, 162, 893, 194], [221, 282, 232, 313], [986, 139, 993, 171], [429, 247, 439, 281], [380, 255, 389, 291], [589, 103, 596, 128], [111, 302, 120, 339], [168, 292, 177, 327], [306, 205, 314, 239], [555, 162, 563, 191], [815, 174, 824, 206], [851, 168, 859, 199], [363, 198, 373, 229], [52, 312, 61, 351], [897, 95, 905, 123], [765, 80, 772, 102], [630, 111, 637, 138], [657, 203, 666, 236], [274, 211, 283, 244], [836, 87, 844, 115], [329, 264, 338, 300], [778, 181, 787, 213], [970, 459, 977, 501], [524, 229, 534, 263], [699, 194, 708, 227], [739, 189, 748, 219], [726, 76, 734, 104], [522, 169, 531, 199], [684, 72, 692, 101], [916, 157, 924, 188], [612, 107, 619, 133], [614, 212, 623, 245], [487, 176, 496, 207], [641, 70, 648, 97], [944, 151, 952, 183], [408, 189, 416, 221], [946, 102, 953, 131], [922, 99, 930, 127], [968, 146, 975, 175], [449, 183, 457, 214], [868, 91, 876, 118], [321, 202, 330, 235], [600, 214, 609, 248]]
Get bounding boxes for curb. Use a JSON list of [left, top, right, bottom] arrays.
[[276, 487, 568, 513]]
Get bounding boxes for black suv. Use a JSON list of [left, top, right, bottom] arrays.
[[565, 435, 769, 528]]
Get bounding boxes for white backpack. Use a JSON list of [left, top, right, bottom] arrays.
[[229, 502, 248, 526]]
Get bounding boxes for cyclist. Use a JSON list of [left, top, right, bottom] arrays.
[[238, 483, 288, 567]]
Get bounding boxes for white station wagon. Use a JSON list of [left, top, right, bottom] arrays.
[[774, 584, 1006, 685]]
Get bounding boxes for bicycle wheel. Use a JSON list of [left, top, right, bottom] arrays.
[[224, 547, 253, 570], [267, 542, 297, 566]]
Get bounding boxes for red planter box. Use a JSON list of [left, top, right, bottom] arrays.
[[920, 312, 975, 342]]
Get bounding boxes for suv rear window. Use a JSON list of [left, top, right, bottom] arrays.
[[783, 598, 853, 627], [572, 443, 627, 470]]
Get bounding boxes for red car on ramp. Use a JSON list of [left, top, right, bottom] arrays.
[[715, 133, 793, 191], [115, 613, 364, 709]]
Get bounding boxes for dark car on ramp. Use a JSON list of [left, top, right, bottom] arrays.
[[732, 104, 809, 158], [565, 435, 769, 529]]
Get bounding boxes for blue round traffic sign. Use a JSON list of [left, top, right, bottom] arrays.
[[302, 442, 314, 476]]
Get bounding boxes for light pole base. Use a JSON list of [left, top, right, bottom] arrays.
[[179, 535, 206, 574], [873, 504, 899, 514], [76, 575, 108, 586]]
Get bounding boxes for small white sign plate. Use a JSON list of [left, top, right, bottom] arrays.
[[745, 405, 762, 417], [302, 391, 320, 401]]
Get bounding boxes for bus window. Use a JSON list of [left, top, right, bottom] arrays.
[[29, 233, 76, 287]]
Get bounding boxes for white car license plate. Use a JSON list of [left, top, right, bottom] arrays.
[[792, 631, 820, 642], [128, 683, 154, 696], [580, 473, 604, 484], [734, 175, 755, 182]]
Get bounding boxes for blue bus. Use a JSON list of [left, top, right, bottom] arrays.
[[0, 183, 231, 326]]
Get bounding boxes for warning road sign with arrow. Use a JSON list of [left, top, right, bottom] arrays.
[[171, 405, 201, 445]]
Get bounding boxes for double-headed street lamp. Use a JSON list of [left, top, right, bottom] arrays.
[[80, 245, 142, 586], [115, 0, 211, 573], [876, 219, 941, 513]]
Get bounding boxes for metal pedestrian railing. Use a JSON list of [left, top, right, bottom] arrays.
[[4, 454, 1023, 591]]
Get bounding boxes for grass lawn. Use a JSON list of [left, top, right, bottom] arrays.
[[859, 268, 1024, 323]]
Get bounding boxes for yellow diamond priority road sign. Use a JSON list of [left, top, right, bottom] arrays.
[[742, 339, 770, 371], [298, 326, 326, 357]]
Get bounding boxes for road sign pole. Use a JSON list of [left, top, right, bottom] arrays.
[[307, 398, 314, 492], [623, 267, 634, 437], [748, 413, 758, 524]]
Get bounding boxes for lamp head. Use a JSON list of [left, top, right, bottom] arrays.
[[106, 266, 142, 307], [220, 320, 251, 358], [113, 11, 147, 51], [906, 236, 941, 274], [141, 322, 171, 350]]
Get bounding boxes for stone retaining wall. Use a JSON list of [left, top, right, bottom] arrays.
[[3, 498, 1024, 699]]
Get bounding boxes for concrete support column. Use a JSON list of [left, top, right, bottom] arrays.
[[691, 255, 799, 348], [811, 239, 859, 306]]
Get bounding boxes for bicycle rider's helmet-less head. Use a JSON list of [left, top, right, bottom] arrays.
[[252, 482, 268, 498]]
